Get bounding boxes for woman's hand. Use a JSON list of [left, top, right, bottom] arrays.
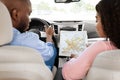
[[70, 54, 79, 58]]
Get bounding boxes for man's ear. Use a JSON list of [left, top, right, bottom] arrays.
[[11, 9, 19, 22]]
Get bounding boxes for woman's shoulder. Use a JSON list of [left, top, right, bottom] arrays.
[[96, 40, 108, 44], [91, 40, 109, 46], [91, 40, 116, 50]]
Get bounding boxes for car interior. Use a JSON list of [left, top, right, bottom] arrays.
[[1, 0, 120, 80]]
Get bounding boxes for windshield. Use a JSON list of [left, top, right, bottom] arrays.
[[30, 0, 100, 21]]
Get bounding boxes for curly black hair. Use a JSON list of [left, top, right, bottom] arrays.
[[96, 0, 120, 48]]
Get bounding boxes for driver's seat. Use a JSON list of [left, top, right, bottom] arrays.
[[0, 1, 53, 80]]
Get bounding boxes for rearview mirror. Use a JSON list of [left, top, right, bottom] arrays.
[[55, 0, 80, 3]]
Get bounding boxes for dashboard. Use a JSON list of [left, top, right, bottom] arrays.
[[29, 18, 99, 47], [53, 21, 84, 34], [51, 20, 85, 47]]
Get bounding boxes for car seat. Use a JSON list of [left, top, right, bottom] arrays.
[[0, 1, 53, 80], [84, 50, 120, 80]]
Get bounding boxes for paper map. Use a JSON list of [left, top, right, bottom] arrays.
[[59, 31, 87, 56]]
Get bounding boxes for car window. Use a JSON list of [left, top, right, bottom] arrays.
[[30, 0, 100, 21]]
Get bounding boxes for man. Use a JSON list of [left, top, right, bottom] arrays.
[[1, 0, 57, 70]]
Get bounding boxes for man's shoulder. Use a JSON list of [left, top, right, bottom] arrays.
[[13, 28, 39, 41], [20, 31, 39, 40]]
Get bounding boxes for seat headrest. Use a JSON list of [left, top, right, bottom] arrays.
[[0, 1, 13, 46]]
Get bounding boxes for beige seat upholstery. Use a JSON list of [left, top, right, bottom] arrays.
[[84, 50, 120, 80], [0, 1, 53, 80]]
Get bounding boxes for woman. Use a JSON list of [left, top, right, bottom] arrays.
[[62, 0, 120, 79]]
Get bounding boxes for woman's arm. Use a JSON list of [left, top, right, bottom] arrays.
[[62, 41, 108, 80]]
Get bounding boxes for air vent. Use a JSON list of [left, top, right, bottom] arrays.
[[54, 25, 58, 34], [78, 24, 82, 31]]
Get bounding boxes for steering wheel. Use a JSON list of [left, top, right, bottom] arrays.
[[29, 17, 59, 47], [28, 18, 50, 41], [28, 17, 58, 48]]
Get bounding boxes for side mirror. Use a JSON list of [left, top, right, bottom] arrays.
[[55, 0, 80, 3]]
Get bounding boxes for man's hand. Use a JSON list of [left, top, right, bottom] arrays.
[[45, 26, 54, 42], [45, 26, 54, 36]]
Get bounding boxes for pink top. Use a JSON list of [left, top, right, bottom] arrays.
[[62, 40, 117, 80]]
